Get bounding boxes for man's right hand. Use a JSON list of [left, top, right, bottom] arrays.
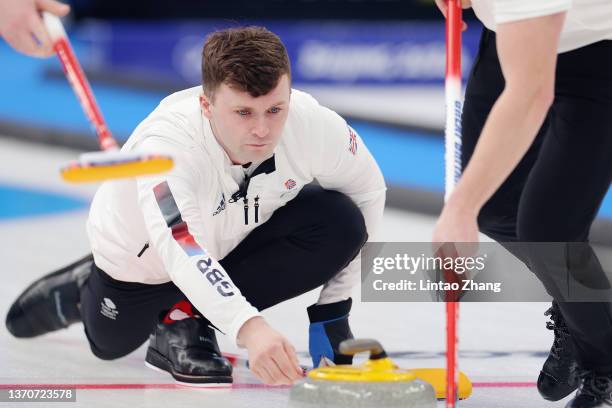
[[237, 316, 303, 385], [434, 0, 471, 31], [0, 0, 70, 58]]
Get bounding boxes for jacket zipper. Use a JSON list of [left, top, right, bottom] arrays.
[[243, 197, 249, 225], [230, 156, 276, 226], [137, 243, 149, 257], [230, 176, 253, 226], [254, 196, 259, 223]]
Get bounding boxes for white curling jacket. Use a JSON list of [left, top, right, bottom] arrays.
[[86, 87, 386, 344]]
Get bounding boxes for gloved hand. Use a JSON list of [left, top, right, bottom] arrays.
[[307, 298, 354, 367]]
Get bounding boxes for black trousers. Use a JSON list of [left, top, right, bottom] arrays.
[[462, 29, 612, 372], [80, 185, 367, 360]]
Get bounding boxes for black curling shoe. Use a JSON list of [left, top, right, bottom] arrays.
[[565, 371, 612, 408], [538, 304, 580, 401], [5, 254, 93, 338], [145, 316, 233, 386]]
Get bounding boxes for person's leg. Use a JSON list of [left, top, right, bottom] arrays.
[[461, 29, 579, 401], [517, 40, 612, 375], [219, 184, 367, 310], [82, 264, 233, 385], [79, 263, 185, 360], [5, 253, 197, 362]]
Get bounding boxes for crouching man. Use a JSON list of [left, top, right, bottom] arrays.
[[6, 26, 386, 386]]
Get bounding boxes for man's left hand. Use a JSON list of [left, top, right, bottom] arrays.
[[307, 298, 354, 368]]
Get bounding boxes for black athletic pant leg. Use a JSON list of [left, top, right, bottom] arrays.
[[462, 28, 612, 372], [80, 265, 185, 360], [517, 40, 612, 372]]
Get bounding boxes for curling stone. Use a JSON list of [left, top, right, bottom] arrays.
[[289, 339, 437, 408]]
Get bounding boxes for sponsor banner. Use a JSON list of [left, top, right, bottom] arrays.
[[74, 20, 482, 86]]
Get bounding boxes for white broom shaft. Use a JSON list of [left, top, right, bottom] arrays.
[[444, 77, 463, 200], [444, 1, 463, 199]]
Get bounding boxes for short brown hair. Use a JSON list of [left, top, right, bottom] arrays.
[[202, 26, 291, 99]]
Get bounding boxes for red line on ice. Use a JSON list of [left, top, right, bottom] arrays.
[[0, 382, 536, 390], [473, 382, 536, 388]]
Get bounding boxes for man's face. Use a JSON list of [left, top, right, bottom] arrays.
[[200, 74, 291, 165]]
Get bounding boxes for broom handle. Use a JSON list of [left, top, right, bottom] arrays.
[[445, 0, 463, 199], [444, 1, 463, 406], [42, 12, 118, 151]]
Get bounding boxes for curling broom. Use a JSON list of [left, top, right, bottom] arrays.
[[42, 12, 173, 183], [444, 0, 464, 406]]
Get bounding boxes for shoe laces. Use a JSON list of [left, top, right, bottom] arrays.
[[577, 370, 612, 403], [544, 307, 572, 360]]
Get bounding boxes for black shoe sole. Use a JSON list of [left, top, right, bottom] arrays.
[[145, 347, 233, 387]]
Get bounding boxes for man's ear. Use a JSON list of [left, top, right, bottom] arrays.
[[200, 94, 213, 119]]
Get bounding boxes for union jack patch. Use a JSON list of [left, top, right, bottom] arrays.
[[284, 179, 296, 190], [348, 126, 358, 155]]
